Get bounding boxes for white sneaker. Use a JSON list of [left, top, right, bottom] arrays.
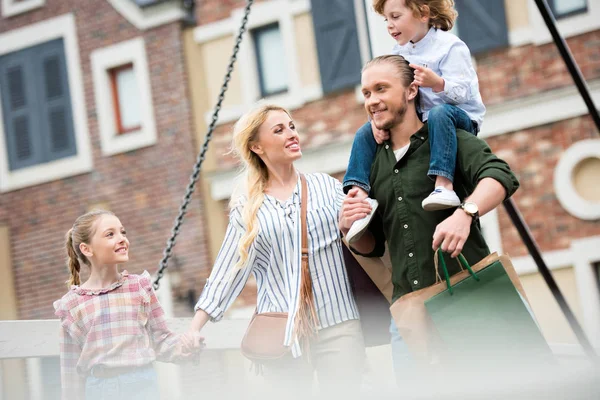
[[422, 187, 460, 211], [346, 198, 379, 244]]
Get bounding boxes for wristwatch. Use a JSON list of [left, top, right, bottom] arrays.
[[459, 202, 479, 223]]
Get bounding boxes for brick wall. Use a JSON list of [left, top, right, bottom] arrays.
[[0, 0, 211, 319], [196, 0, 270, 25], [476, 30, 600, 106], [489, 115, 600, 257]]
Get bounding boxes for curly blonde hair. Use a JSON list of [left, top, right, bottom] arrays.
[[373, 0, 457, 31]]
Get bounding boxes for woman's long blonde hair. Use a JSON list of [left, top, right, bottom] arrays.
[[230, 103, 292, 272]]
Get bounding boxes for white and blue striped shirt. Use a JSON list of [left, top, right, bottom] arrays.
[[195, 173, 360, 356]]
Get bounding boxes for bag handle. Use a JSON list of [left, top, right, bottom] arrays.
[[300, 174, 308, 260], [295, 174, 318, 342], [433, 249, 480, 295]]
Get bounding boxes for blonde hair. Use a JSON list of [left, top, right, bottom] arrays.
[[363, 54, 415, 87], [373, 0, 457, 31], [230, 103, 292, 271], [65, 209, 115, 287]]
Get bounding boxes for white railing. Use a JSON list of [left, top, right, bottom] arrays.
[[0, 318, 247, 359], [0, 319, 596, 400]]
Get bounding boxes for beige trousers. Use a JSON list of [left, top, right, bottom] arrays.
[[261, 319, 366, 398]]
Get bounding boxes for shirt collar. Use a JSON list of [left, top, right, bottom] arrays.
[[383, 122, 429, 151], [393, 27, 436, 53]]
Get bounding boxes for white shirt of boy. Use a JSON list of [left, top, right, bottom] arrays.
[[392, 27, 486, 130]]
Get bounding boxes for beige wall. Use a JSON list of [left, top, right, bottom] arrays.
[[183, 29, 231, 262], [520, 267, 583, 344], [0, 226, 17, 320], [504, 0, 530, 31], [573, 157, 600, 203], [200, 35, 244, 109], [0, 226, 27, 400], [294, 12, 321, 88]]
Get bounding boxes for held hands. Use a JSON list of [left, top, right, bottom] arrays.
[[181, 330, 206, 363], [339, 188, 372, 236], [370, 119, 390, 144], [432, 208, 472, 258], [409, 64, 445, 93]]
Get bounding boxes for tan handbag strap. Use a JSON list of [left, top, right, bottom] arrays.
[[295, 173, 318, 344], [300, 174, 308, 260]]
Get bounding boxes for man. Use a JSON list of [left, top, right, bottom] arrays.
[[339, 55, 519, 380]]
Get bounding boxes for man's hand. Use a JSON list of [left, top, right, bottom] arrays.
[[339, 188, 372, 236], [371, 119, 390, 144], [409, 64, 444, 93], [432, 209, 472, 258]]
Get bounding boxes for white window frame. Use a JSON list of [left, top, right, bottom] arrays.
[[1, 0, 44, 18], [106, 0, 185, 30], [90, 37, 157, 156], [0, 13, 92, 193], [510, 0, 600, 46], [193, 0, 321, 126]]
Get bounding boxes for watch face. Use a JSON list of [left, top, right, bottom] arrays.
[[464, 202, 478, 214]]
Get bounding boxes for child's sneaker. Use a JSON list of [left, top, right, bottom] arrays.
[[422, 187, 460, 211], [346, 198, 379, 244]]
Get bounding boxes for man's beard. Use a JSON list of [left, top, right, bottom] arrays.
[[374, 92, 408, 131]]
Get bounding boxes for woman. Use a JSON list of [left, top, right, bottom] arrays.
[[189, 103, 368, 395]]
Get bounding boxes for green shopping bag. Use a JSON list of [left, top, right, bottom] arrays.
[[424, 250, 553, 365]]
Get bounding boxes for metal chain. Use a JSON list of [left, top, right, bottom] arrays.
[[153, 0, 255, 290]]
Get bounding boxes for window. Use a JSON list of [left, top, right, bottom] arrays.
[[0, 38, 76, 171], [253, 23, 288, 97], [90, 37, 157, 156], [108, 63, 142, 135], [549, 0, 587, 19]]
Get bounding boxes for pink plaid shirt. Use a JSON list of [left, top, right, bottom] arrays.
[[54, 271, 193, 400]]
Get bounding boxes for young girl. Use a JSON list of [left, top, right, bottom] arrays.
[[344, 0, 486, 242], [53, 210, 202, 400]]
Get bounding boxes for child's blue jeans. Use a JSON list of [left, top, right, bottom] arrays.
[[342, 104, 478, 193], [85, 364, 159, 400]]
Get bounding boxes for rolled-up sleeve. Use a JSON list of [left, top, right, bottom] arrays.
[[194, 207, 256, 321], [456, 131, 520, 199], [435, 41, 476, 105]]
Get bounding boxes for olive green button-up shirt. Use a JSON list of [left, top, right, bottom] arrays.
[[356, 123, 519, 302]]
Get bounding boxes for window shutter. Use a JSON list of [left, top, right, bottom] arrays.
[[455, 0, 509, 55], [310, 0, 362, 93], [0, 53, 43, 171], [35, 39, 76, 162]]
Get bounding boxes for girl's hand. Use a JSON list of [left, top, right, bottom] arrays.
[[410, 64, 445, 93], [370, 120, 390, 144], [182, 331, 206, 353]]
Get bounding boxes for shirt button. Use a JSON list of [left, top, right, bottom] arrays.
[[398, 197, 402, 201], [385, 145, 389, 149], [404, 224, 408, 229], [409, 253, 413, 257], [413, 280, 419, 285], [394, 169, 399, 173]]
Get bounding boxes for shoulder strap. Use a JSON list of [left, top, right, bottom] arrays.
[[300, 173, 308, 259]]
